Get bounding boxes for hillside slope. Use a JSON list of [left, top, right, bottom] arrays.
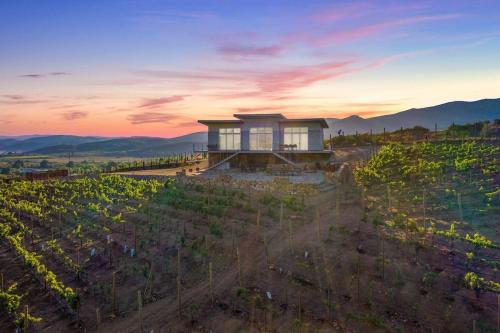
[[28, 132, 208, 157], [0, 135, 107, 153], [326, 98, 500, 135]]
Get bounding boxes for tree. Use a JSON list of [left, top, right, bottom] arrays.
[[0, 167, 10, 175], [40, 160, 50, 168], [66, 161, 75, 168], [12, 160, 24, 169]]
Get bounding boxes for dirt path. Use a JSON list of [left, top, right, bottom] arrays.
[[96, 183, 364, 332]]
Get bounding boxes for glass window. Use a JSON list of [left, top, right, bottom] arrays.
[[249, 127, 273, 150], [219, 128, 241, 150], [283, 127, 308, 150]]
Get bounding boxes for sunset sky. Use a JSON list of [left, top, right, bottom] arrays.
[[1, 0, 500, 137]]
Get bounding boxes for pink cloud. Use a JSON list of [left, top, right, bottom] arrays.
[[19, 74, 44, 78], [19, 72, 70, 78], [205, 59, 357, 100], [216, 43, 285, 60], [138, 95, 188, 108], [254, 60, 355, 94], [62, 111, 88, 121], [0, 95, 48, 105], [127, 112, 196, 126], [317, 14, 460, 45], [235, 106, 288, 113], [131, 69, 244, 82], [311, 2, 431, 23], [339, 102, 400, 108], [49, 72, 70, 76], [2, 95, 25, 100], [312, 2, 371, 22]]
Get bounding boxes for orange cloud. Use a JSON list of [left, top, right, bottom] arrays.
[[138, 95, 188, 108], [62, 111, 88, 121], [235, 106, 288, 113], [127, 112, 194, 125]]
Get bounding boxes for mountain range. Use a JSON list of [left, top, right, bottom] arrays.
[[0, 132, 207, 157], [324, 98, 500, 136], [0, 98, 498, 156]]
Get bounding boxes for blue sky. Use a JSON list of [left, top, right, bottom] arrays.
[[1, 0, 499, 136]]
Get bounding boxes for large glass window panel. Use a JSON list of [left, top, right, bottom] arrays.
[[250, 127, 273, 150], [218, 128, 241, 150], [283, 127, 308, 150]]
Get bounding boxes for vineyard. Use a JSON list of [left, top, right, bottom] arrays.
[[0, 141, 498, 332]]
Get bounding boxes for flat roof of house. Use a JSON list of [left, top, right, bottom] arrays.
[[198, 113, 329, 128], [233, 113, 286, 120], [279, 118, 329, 128], [198, 119, 243, 125]]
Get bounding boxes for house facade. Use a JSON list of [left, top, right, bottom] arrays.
[[198, 114, 331, 170]]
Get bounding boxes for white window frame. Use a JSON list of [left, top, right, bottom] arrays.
[[249, 127, 273, 151], [219, 128, 241, 150], [284, 127, 308, 150]]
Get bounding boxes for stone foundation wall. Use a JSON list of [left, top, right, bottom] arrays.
[[208, 152, 333, 170]]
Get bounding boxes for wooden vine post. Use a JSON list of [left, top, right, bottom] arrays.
[[236, 246, 242, 287], [326, 287, 331, 320], [24, 305, 29, 332], [177, 248, 182, 317], [263, 234, 270, 266], [76, 246, 80, 278], [356, 253, 361, 304], [381, 232, 385, 283], [321, 244, 334, 319], [112, 271, 117, 315], [59, 210, 62, 238], [335, 188, 340, 222], [144, 264, 153, 299], [288, 218, 294, 254], [457, 192, 463, 222], [279, 202, 284, 230], [256, 208, 261, 233], [315, 208, 321, 241], [108, 242, 113, 268], [298, 291, 302, 326], [133, 224, 137, 251], [138, 290, 143, 332], [209, 262, 214, 304], [422, 189, 426, 231], [405, 216, 409, 242], [96, 308, 101, 333], [386, 184, 391, 211]]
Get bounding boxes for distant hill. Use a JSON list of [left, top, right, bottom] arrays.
[[1, 98, 498, 155], [0, 135, 107, 153], [325, 98, 500, 136], [0, 132, 208, 157], [22, 132, 208, 157]]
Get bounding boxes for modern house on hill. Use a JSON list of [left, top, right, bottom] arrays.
[[197, 114, 331, 170]]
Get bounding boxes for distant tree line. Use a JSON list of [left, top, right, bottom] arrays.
[[446, 119, 500, 138], [324, 119, 500, 148]]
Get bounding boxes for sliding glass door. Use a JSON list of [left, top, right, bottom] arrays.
[[249, 127, 273, 150], [284, 127, 308, 150]]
